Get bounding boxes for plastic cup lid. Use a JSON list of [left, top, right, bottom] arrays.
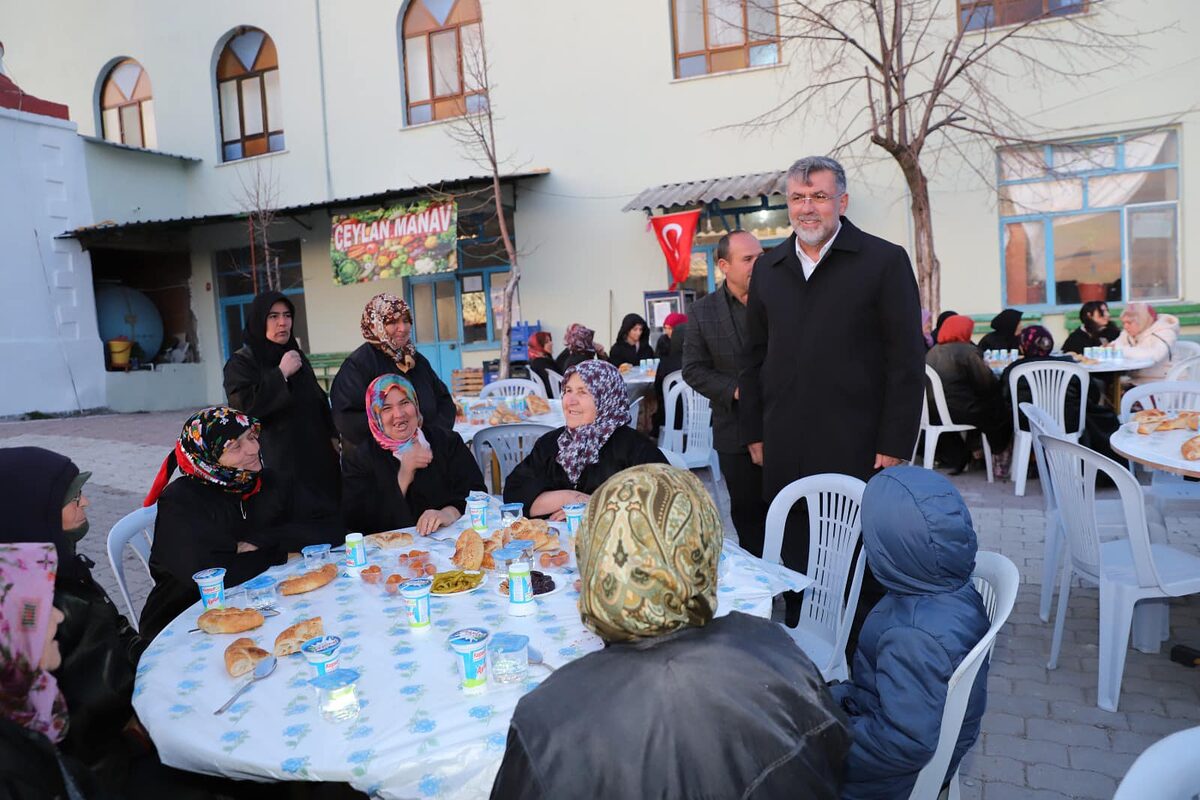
[[302, 635, 341, 655], [301, 544, 331, 554], [448, 627, 489, 648], [243, 575, 276, 591], [509, 539, 535, 550], [308, 668, 359, 689], [494, 546, 523, 561], [192, 568, 225, 582], [563, 503, 586, 513], [488, 633, 529, 653], [401, 578, 432, 596]]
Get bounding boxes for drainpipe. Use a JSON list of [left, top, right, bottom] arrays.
[[314, 0, 334, 200]]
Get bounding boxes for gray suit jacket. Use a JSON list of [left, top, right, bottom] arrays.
[[683, 283, 747, 453]]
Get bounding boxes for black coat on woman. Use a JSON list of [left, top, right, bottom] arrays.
[[341, 425, 485, 534], [1062, 322, 1122, 354], [608, 313, 655, 367], [925, 342, 1011, 452], [976, 308, 1023, 354], [528, 355, 558, 397], [223, 292, 340, 516], [139, 471, 339, 641], [330, 343, 455, 448], [503, 426, 667, 515], [555, 349, 600, 373]]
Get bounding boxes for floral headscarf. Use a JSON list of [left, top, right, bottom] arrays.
[[366, 374, 422, 452], [576, 464, 720, 643], [0, 543, 69, 743], [557, 360, 630, 484], [361, 293, 417, 370], [1019, 325, 1055, 358], [144, 406, 262, 506], [564, 323, 598, 355]]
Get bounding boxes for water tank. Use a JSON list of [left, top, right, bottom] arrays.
[[95, 284, 164, 360]]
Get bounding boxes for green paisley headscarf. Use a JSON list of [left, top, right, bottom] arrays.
[[576, 463, 721, 643]]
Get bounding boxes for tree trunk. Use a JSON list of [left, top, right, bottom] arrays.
[[490, 175, 520, 380], [896, 151, 940, 316]]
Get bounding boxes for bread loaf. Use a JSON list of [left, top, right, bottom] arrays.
[[366, 530, 414, 549], [197, 607, 265, 635], [451, 529, 484, 571], [224, 637, 270, 677], [525, 394, 551, 416], [1182, 436, 1200, 462], [273, 617, 324, 656], [278, 563, 337, 596], [1133, 409, 1169, 423]]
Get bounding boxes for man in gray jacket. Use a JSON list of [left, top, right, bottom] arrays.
[[683, 230, 769, 555]]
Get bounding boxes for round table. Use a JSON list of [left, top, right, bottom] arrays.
[[988, 356, 1155, 377], [133, 508, 811, 799], [453, 398, 564, 445], [1110, 422, 1200, 479], [621, 367, 656, 399]]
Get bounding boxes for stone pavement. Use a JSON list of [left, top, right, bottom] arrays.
[[3, 411, 1200, 798]]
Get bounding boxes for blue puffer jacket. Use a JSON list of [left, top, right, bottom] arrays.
[[830, 466, 990, 800]]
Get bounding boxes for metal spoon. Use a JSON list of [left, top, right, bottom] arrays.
[[527, 646, 556, 673], [214, 656, 277, 715]]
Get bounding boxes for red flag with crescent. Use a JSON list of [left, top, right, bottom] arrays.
[[649, 209, 702, 290]]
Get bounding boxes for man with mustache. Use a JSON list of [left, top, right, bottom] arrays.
[[740, 156, 925, 638]]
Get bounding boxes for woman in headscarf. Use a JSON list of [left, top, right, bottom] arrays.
[[1062, 301, 1122, 355], [526, 331, 557, 397], [503, 360, 666, 520], [330, 293, 455, 448], [490, 464, 850, 800], [555, 323, 607, 373], [608, 313, 655, 367], [930, 310, 957, 346], [222, 291, 340, 516], [976, 308, 1023, 353], [654, 311, 687, 359], [925, 315, 1010, 475], [140, 407, 339, 641], [341, 375, 485, 536], [1113, 302, 1182, 384]]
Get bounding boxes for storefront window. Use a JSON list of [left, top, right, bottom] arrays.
[[461, 268, 512, 345]]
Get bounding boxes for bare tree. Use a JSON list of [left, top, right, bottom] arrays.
[[739, 0, 1151, 314], [233, 160, 282, 292], [444, 27, 523, 379]]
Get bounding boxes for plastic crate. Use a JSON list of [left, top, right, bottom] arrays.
[[482, 359, 532, 385], [508, 320, 542, 361]]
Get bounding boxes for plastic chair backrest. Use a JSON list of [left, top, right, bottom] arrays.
[[1039, 436, 1161, 589], [627, 397, 641, 428], [681, 385, 714, 456], [1118, 380, 1200, 422], [1165, 355, 1200, 383], [1172, 340, 1200, 363], [663, 370, 684, 402], [660, 448, 688, 470], [479, 378, 546, 400], [1113, 725, 1200, 800], [106, 504, 157, 629], [908, 551, 1019, 800], [1008, 361, 1088, 434], [471, 423, 555, 494], [543, 370, 564, 400], [925, 364, 959, 427], [763, 474, 867, 658], [1021, 402, 1066, 517]]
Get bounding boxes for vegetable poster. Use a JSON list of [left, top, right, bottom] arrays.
[[330, 200, 457, 285]]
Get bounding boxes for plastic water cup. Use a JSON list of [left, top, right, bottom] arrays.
[[500, 502, 524, 525], [400, 578, 432, 630], [301, 635, 341, 677], [563, 502, 586, 535], [192, 568, 226, 610], [467, 495, 489, 533], [302, 544, 331, 571], [310, 669, 360, 723], [344, 533, 367, 568], [488, 633, 530, 684], [243, 575, 277, 610], [448, 628, 490, 694]]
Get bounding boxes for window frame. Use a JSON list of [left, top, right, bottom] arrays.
[[669, 0, 781, 80], [957, 0, 1089, 33], [996, 128, 1182, 312], [99, 59, 154, 149], [216, 29, 285, 162], [401, 0, 486, 126]]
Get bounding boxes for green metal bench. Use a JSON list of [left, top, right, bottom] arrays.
[[1062, 303, 1200, 332], [969, 312, 1043, 336], [309, 352, 351, 393]]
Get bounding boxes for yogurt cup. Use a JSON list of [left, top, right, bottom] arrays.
[[400, 578, 432, 630], [466, 495, 489, 533], [301, 544, 331, 571], [563, 503, 586, 535], [344, 533, 367, 567], [448, 627, 490, 694], [192, 568, 226, 610], [301, 635, 342, 677]]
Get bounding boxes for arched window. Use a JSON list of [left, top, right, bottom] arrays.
[[401, 0, 486, 125], [671, 0, 780, 79], [216, 28, 284, 162], [100, 59, 157, 149]]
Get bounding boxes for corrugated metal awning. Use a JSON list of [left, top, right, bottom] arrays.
[[621, 169, 785, 213]]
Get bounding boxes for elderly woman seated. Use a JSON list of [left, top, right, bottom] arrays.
[[555, 323, 607, 373], [342, 375, 485, 536], [503, 360, 666, 520], [490, 464, 850, 800], [1113, 302, 1181, 384]]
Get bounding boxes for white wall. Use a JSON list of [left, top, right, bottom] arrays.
[[0, 108, 106, 415]]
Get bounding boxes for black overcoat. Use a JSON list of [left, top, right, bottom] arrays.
[[684, 284, 748, 453], [329, 343, 456, 448], [740, 219, 925, 495]]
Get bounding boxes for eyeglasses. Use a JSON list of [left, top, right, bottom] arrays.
[[788, 193, 843, 206]]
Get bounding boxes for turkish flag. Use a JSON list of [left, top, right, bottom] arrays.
[[649, 209, 702, 290]]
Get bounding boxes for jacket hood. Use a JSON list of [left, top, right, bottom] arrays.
[[0, 447, 88, 582], [861, 466, 977, 595], [990, 308, 1023, 337], [616, 313, 650, 348]]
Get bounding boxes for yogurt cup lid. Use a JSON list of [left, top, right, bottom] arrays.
[[563, 503, 587, 513], [488, 633, 529, 653], [448, 627, 489, 648], [400, 578, 432, 595], [493, 546, 523, 561], [192, 568, 226, 582], [308, 668, 359, 689], [243, 575, 277, 591], [302, 635, 341, 655], [301, 544, 331, 554], [509, 539, 535, 549]]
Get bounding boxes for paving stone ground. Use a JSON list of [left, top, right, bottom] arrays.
[[3, 410, 1199, 798]]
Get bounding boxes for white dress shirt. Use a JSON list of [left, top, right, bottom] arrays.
[[794, 221, 842, 280]]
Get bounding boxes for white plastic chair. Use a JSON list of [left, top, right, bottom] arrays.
[[660, 448, 688, 470], [627, 397, 642, 428], [106, 505, 157, 629], [1041, 436, 1200, 711], [1165, 355, 1200, 382], [1113, 725, 1200, 800], [1008, 361, 1088, 496], [762, 474, 866, 681], [479, 378, 547, 400], [471, 423, 554, 494], [913, 364, 994, 482], [658, 380, 721, 483], [1171, 340, 1200, 363], [908, 551, 1019, 800], [543, 369, 564, 400]]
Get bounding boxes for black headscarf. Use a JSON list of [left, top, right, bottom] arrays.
[[0, 447, 89, 582], [615, 313, 651, 349], [991, 309, 1023, 338], [242, 291, 299, 367]]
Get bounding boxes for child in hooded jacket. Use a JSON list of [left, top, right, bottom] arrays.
[[830, 467, 991, 800]]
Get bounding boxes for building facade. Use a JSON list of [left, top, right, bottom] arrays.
[[1, 0, 1195, 412]]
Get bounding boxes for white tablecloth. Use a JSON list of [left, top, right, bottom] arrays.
[[621, 368, 656, 398], [133, 506, 810, 799], [989, 356, 1156, 376], [452, 398, 564, 445], [1111, 421, 1200, 478]]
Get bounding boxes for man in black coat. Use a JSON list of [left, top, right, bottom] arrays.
[[684, 230, 769, 556], [741, 156, 925, 629]]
